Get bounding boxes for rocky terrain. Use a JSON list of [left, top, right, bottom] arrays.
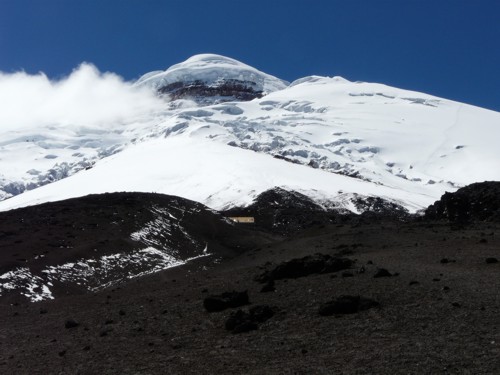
[[0, 193, 272, 303], [158, 79, 265, 104], [1, 182, 500, 374], [426, 181, 500, 223]]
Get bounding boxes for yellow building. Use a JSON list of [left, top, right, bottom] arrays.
[[228, 216, 255, 224]]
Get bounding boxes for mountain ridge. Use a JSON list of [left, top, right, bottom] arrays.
[[0, 54, 498, 213]]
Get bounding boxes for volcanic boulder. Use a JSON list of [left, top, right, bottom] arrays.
[[203, 290, 250, 312], [225, 305, 275, 333], [255, 253, 353, 283], [373, 268, 393, 278], [318, 295, 379, 316]]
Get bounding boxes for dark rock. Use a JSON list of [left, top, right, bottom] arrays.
[[249, 305, 275, 323], [373, 268, 392, 278], [425, 181, 500, 223], [319, 295, 379, 316], [58, 350, 66, 357], [64, 319, 79, 329], [203, 290, 249, 312], [440, 258, 456, 264], [485, 257, 498, 264], [255, 253, 353, 283], [355, 196, 409, 219], [260, 280, 276, 293], [225, 305, 274, 333], [225, 310, 251, 332], [342, 272, 354, 278], [118, 309, 126, 316], [158, 78, 264, 104], [409, 281, 420, 286], [452, 302, 461, 308], [39, 308, 48, 314], [233, 321, 258, 334]]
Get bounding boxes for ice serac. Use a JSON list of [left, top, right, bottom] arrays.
[[135, 54, 289, 105]]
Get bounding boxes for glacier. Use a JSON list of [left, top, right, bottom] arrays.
[[0, 54, 498, 213]]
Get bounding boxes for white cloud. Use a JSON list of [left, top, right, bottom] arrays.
[[0, 63, 165, 130]]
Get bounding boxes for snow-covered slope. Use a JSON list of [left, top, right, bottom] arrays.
[[0, 54, 498, 213]]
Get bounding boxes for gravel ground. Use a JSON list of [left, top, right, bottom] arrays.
[[1, 219, 500, 374]]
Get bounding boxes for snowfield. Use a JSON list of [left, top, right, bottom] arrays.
[[0, 54, 498, 213]]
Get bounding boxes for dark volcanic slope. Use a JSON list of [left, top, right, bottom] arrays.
[[1, 184, 500, 374], [0, 192, 271, 302], [1, 218, 500, 374], [223, 188, 333, 234], [223, 187, 409, 234]]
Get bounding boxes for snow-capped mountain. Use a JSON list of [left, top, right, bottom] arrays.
[[0, 54, 499, 213]]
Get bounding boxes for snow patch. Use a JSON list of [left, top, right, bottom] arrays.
[[0, 247, 211, 302], [130, 206, 197, 256], [0, 267, 54, 302]]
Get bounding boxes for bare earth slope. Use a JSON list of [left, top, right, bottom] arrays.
[[0, 192, 272, 303], [1, 184, 500, 374]]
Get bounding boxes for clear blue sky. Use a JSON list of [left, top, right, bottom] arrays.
[[0, 0, 499, 111]]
